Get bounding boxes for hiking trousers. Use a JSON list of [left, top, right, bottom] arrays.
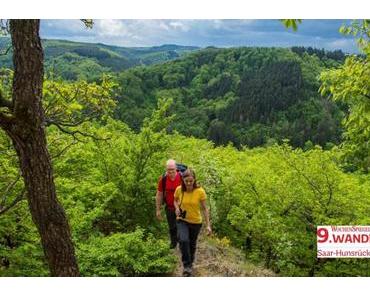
[[165, 207, 178, 248], [177, 220, 202, 268]]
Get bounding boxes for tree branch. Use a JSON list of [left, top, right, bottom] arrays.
[[0, 45, 12, 56], [282, 148, 324, 200], [1, 175, 21, 206], [51, 139, 78, 159], [0, 188, 25, 216], [45, 117, 90, 128], [46, 119, 110, 142], [80, 19, 94, 29]]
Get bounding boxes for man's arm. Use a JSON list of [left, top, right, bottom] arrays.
[[156, 190, 163, 220]]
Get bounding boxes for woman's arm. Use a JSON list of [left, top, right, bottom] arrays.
[[200, 200, 212, 235]]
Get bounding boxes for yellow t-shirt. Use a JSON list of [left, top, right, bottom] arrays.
[[174, 186, 206, 224]]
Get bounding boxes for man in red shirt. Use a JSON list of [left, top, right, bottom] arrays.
[[156, 159, 182, 249]]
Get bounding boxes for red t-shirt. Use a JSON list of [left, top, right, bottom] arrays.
[[157, 172, 182, 210]]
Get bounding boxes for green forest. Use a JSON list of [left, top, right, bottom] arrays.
[[0, 19, 369, 277], [113, 46, 346, 149], [0, 37, 198, 81]]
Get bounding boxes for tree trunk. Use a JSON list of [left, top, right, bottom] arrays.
[[3, 19, 80, 276]]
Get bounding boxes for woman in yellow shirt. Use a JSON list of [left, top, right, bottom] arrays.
[[174, 168, 212, 276]]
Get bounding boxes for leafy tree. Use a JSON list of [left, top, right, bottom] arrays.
[[0, 20, 115, 276], [0, 20, 80, 276], [320, 21, 370, 172], [207, 119, 236, 146]]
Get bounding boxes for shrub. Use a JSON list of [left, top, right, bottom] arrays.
[[77, 228, 177, 276]]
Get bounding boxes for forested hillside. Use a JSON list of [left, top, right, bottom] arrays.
[[113, 46, 346, 148], [0, 37, 199, 81], [0, 37, 348, 149]]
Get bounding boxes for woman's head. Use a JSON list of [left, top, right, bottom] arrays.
[[181, 168, 199, 191]]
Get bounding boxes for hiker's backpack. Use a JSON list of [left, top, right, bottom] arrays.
[[161, 163, 187, 204]]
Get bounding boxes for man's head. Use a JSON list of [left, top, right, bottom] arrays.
[[166, 159, 177, 179]]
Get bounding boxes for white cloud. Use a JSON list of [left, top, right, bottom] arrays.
[[324, 38, 357, 52], [212, 20, 223, 29], [159, 21, 170, 31], [95, 19, 128, 37], [239, 19, 256, 24], [169, 21, 191, 32]]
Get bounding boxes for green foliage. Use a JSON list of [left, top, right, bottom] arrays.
[[77, 228, 176, 276], [0, 37, 199, 81], [291, 46, 345, 63], [165, 134, 370, 276], [281, 19, 302, 32], [223, 144, 369, 275], [0, 207, 48, 277], [339, 20, 370, 48], [0, 133, 48, 276], [46, 52, 111, 82], [1, 87, 370, 276], [43, 74, 117, 126], [114, 46, 344, 149], [320, 20, 370, 172], [50, 115, 171, 237], [0, 78, 177, 276]]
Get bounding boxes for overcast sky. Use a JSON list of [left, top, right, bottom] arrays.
[[40, 19, 358, 53]]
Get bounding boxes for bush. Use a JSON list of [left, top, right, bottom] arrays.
[[77, 228, 177, 276]]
